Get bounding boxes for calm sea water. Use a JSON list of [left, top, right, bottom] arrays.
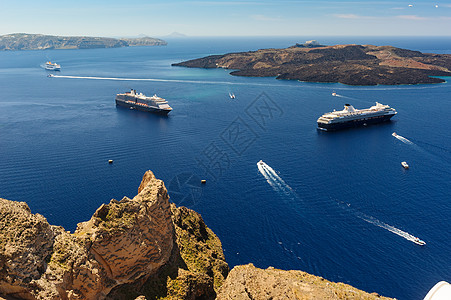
[[1, 36, 450, 299]]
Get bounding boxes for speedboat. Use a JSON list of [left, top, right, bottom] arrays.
[[229, 92, 236, 99], [392, 132, 398, 137], [413, 237, 426, 246], [47, 74, 54, 78], [45, 61, 61, 71], [332, 92, 337, 96], [401, 161, 409, 169]]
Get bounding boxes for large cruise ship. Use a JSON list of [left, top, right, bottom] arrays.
[[115, 89, 172, 115], [317, 102, 397, 131]]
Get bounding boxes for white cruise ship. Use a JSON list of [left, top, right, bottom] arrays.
[[317, 102, 397, 131], [115, 89, 172, 115]]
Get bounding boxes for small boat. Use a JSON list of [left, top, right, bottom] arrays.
[[45, 61, 61, 71], [47, 74, 54, 78], [229, 92, 236, 99], [332, 92, 337, 96], [392, 132, 398, 137], [413, 237, 426, 246], [401, 161, 409, 169]]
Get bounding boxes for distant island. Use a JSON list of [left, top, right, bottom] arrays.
[[172, 41, 451, 86], [0, 33, 167, 51]]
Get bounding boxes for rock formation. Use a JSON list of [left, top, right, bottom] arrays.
[[172, 44, 451, 86], [0, 171, 227, 299], [217, 264, 393, 300]]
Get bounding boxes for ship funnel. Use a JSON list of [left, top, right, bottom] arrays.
[[344, 104, 356, 112]]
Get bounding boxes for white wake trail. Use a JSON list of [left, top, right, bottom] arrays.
[[356, 212, 423, 244], [332, 92, 372, 105], [335, 201, 425, 245], [257, 161, 297, 199], [50, 74, 291, 88], [393, 133, 414, 145]]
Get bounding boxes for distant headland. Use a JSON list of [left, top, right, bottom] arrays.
[[172, 41, 451, 86], [0, 33, 167, 51]]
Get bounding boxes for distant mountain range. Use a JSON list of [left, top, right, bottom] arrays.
[[163, 32, 188, 38], [0, 33, 167, 51]]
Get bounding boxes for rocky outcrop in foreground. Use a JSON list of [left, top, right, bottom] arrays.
[[0, 171, 227, 299], [1, 171, 392, 299], [217, 264, 393, 300], [0, 33, 166, 51], [173, 43, 451, 85]]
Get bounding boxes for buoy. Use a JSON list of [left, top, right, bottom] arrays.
[[108, 160, 113, 164], [201, 180, 206, 184]]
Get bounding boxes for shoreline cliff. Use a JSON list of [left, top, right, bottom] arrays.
[[1, 171, 393, 299]]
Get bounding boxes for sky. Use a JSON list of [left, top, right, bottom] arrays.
[[0, 0, 450, 37]]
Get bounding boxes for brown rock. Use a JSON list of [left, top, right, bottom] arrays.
[[1, 170, 228, 300], [166, 269, 215, 300], [0, 198, 63, 299], [0, 171, 175, 299], [217, 264, 394, 300]]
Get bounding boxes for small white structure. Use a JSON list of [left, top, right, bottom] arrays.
[[305, 40, 320, 46], [424, 281, 451, 300]]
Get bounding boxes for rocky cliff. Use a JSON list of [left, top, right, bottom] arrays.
[[0, 33, 167, 51], [1, 171, 393, 299], [172, 44, 451, 85], [217, 264, 393, 300], [0, 171, 227, 299]]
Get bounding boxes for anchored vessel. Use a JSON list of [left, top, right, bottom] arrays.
[[115, 89, 172, 115], [317, 102, 397, 131], [45, 61, 61, 71]]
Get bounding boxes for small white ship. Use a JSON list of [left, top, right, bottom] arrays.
[[317, 102, 397, 131], [45, 61, 61, 71], [413, 237, 426, 246], [401, 161, 409, 169]]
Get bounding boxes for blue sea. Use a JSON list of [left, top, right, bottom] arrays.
[[1, 36, 450, 299]]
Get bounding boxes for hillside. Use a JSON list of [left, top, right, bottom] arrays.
[[172, 43, 451, 85], [0, 33, 167, 51]]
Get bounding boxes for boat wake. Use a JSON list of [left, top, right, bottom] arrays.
[[392, 133, 451, 168], [331, 92, 372, 105], [355, 212, 425, 245], [257, 160, 299, 201], [333, 201, 425, 245], [49, 74, 292, 88], [392, 132, 414, 145]]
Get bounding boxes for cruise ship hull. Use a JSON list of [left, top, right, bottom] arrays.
[[115, 99, 171, 115], [317, 114, 395, 131]]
